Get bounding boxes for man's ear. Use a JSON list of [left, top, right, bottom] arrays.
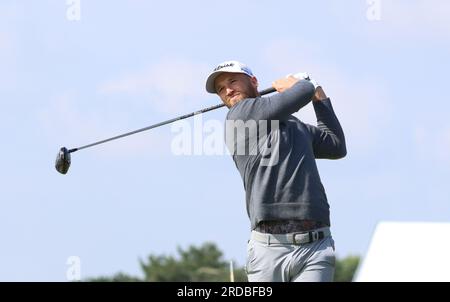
[[250, 76, 258, 89]]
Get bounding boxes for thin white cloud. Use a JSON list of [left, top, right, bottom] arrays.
[[0, 2, 18, 52], [440, 128, 450, 163], [261, 37, 393, 154], [386, 0, 450, 36], [98, 58, 212, 115], [364, 0, 450, 39], [322, 0, 450, 40], [0, 3, 23, 93], [413, 125, 450, 166], [0, 31, 16, 91], [0, 32, 9, 49], [38, 93, 173, 158], [39, 93, 107, 145], [413, 125, 427, 155]]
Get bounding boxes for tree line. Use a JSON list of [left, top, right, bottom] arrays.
[[87, 242, 360, 282]]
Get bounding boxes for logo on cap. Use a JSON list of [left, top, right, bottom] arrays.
[[214, 62, 235, 72]]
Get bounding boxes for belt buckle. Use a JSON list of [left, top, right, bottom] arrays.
[[292, 232, 306, 245], [293, 231, 322, 244]]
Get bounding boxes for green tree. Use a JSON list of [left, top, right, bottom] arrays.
[[86, 242, 247, 282], [334, 255, 360, 282], [86, 272, 142, 282], [86, 242, 360, 282], [140, 242, 247, 282]]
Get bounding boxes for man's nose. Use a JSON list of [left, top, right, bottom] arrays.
[[226, 87, 234, 96]]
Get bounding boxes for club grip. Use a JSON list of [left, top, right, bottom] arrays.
[[259, 87, 276, 95]]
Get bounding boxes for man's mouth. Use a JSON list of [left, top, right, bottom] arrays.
[[229, 93, 241, 102]]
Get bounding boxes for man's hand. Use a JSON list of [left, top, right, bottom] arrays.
[[291, 72, 327, 102], [272, 72, 328, 101], [272, 76, 299, 93], [313, 86, 327, 102]]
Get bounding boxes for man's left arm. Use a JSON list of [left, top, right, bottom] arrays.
[[306, 87, 347, 159]]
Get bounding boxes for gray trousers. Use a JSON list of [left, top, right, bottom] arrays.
[[246, 231, 335, 282]]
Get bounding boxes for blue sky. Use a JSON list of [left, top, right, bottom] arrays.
[[1, 0, 449, 281]]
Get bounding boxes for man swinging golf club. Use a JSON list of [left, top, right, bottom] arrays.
[[205, 61, 346, 282]]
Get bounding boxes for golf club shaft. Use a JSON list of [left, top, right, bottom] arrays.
[[68, 87, 276, 153]]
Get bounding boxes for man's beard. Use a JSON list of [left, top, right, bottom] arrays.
[[231, 87, 257, 102]]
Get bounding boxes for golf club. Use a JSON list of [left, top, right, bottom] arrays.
[[55, 86, 276, 174]]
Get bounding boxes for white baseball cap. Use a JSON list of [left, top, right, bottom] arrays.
[[205, 60, 254, 93]]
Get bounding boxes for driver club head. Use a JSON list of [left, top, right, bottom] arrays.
[[55, 147, 71, 175]]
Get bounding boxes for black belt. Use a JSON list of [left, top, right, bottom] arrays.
[[255, 220, 328, 234], [251, 227, 331, 245]]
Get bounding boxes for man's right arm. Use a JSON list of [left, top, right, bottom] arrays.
[[306, 90, 347, 159], [228, 78, 315, 121]]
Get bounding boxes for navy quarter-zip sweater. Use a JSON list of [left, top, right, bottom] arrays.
[[225, 80, 346, 230]]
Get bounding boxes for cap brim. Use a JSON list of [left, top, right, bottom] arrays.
[[205, 71, 224, 94], [205, 70, 251, 94]]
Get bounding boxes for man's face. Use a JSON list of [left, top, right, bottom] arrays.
[[214, 72, 259, 108]]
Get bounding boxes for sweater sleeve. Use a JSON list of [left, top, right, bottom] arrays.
[[227, 80, 315, 122], [305, 98, 347, 159]]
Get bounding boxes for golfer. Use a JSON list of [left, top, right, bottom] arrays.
[[205, 61, 346, 282]]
